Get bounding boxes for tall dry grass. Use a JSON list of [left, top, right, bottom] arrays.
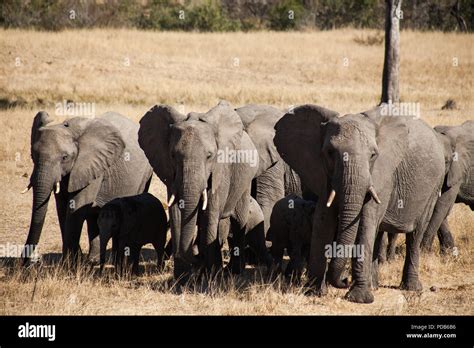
[[0, 28, 473, 315]]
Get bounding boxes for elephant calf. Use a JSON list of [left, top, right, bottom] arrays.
[[268, 194, 316, 281], [97, 193, 169, 275]]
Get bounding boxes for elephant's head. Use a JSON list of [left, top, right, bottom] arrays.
[[23, 111, 125, 260], [435, 121, 474, 190], [274, 104, 408, 287], [138, 101, 244, 277]]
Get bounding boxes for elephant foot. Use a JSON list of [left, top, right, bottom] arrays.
[[303, 280, 327, 297], [400, 278, 423, 291], [344, 286, 374, 304]]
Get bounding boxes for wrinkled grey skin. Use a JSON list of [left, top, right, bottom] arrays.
[[268, 194, 316, 281], [97, 193, 168, 275], [274, 104, 445, 303], [382, 120, 474, 259], [227, 196, 271, 271], [23, 111, 153, 264], [235, 105, 304, 237], [138, 101, 259, 279]]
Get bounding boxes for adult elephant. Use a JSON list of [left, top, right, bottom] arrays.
[[274, 104, 445, 303], [381, 120, 474, 259], [138, 101, 260, 279], [234, 104, 304, 237], [22, 111, 153, 264], [421, 121, 474, 251]]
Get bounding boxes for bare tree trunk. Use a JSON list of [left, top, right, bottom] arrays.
[[451, 0, 467, 32], [381, 0, 402, 104]]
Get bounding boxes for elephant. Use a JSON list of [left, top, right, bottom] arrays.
[[234, 104, 305, 239], [97, 192, 169, 275], [138, 101, 263, 279], [274, 104, 446, 303], [22, 111, 153, 264], [420, 120, 474, 252], [268, 194, 316, 281], [381, 120, 474, 259]]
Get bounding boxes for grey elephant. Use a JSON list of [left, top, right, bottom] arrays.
[[227, 196, 272, 271], [421, 120, 474, 251], [234, 105, 305, 238], [268, 194, 316, 281], [97, 193, 169, 275], [22, 111, 153, 264], [138, 101, 263, 279], [274, 104, 445, 303], [381, 120, 474, 260]]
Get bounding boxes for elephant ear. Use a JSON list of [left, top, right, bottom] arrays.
[[235, 104, 285, 176], [68, 118, 125, 192], [369, 115, 409, 186], [274, 104, 339, 196], [436, 122, 474, 187], [30, 111, 53, 160], [138, 105, 187, 187], [200, 101, 244, 194]]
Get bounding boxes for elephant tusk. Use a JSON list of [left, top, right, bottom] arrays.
[[368, 186, 381, 204], [54, 182, 60, 194], [167, 194, 175, 207], [21, 183, 32, 194], [326, 189, 336, 207], [201, 189, 208, 210]]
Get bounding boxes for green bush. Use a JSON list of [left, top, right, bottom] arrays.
[[269, 0, 305, 30]]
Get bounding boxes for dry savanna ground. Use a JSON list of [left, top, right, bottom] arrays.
[[0, 28, 473, 315]]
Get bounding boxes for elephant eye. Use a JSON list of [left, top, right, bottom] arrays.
[[63, 122, 69, 127], [207, 151, 213, 159], [62, 154, 68, 161], [370, 152, 378, 160]]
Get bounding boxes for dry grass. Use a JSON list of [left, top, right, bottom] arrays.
[[0, 28, 473, 315]]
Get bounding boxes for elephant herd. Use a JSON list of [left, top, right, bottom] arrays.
[[21, 101, 473, 304]]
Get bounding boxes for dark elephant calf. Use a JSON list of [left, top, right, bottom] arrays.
[[97, 192, 169, 275], [268, 194, 316, 282]]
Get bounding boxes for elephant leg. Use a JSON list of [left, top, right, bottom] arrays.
[[86, 213, 100, 264], [54, 186, 68, 246], [421, 185, 458, 252], [307, 201, 338, 295], [255, 162, 285, 237], [152, 240, 165, 272], [287, 242, 304, 284], [377, 231, 388, 264], [371, 230, 385, 289], [437, 219, 455, 254], [228, 218, 246, 274], [130, 245, 141, 276], [400, 232, 423, 291], [63, 206, 88, 265], [164, 238, 173, 260], [245, 221, 272, 269], [386, 232, 398, 262]]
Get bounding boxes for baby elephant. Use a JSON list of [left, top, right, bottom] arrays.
[[97, 192, 168, 275], [268, 194, 316, 281]]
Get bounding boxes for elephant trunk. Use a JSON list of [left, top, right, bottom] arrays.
[[172, 162, 203, 278], [327, 162, 366, 288], [22, 164, 57, 263]]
